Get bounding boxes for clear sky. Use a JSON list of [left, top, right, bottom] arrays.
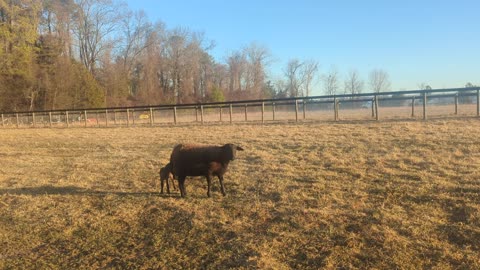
[[125, 0, 479, 95]]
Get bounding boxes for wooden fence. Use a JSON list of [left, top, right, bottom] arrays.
[[1, 87, 479, 128]]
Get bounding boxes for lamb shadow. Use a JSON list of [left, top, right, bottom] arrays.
[[0, 185, 178, 198]]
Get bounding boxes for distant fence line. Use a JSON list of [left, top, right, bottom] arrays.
[[1, 87, 479, 128]]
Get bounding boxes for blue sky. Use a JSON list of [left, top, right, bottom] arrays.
[[125, 0, 479, 95]]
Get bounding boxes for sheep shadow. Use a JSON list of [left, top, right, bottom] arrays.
[[0, 185, 177, 198]]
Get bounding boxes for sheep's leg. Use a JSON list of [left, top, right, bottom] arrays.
[[178, 175, 187, 197], [171, 176, 177, 190], [206, 175, 212, 197], [218, 175, 226, 196], [166, 176, 170, 194]]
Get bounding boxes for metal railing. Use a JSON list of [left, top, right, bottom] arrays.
[[1, 87, 479, 128]]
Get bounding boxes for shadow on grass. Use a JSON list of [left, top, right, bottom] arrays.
[[0, 185, 179, 197]]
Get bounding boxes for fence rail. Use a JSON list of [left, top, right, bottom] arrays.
[[1, 87, 479, 128]]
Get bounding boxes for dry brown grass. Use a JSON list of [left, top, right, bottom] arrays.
[[1, 118, 480, 269]]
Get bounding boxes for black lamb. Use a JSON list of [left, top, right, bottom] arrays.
[[159, 162, 176, 194]]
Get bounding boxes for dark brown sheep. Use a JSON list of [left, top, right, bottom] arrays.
[[159, 162, 176, 194], [169, 143, 244, 197]]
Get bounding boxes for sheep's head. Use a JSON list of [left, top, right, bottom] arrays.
[[222, 144, 244, 161]]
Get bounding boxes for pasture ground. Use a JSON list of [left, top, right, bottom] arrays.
[[1, 118, 479, 269]]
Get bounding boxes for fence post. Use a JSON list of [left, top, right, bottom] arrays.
[[84, 110, 88, 127], [244, 104, 248, 121], [229, 104, 233, 124], [131, 110, 135, 126], [371, 98, 375, 118], [334, 97, 338, 121], [126, 109, 130, 127], [336, 99, 340, 120], [200, 105, 204, 124], [66, 111, 69, 128], [1, 114, 4, 127], [303, 100, 306, 120], [477, 89, 480, 117], [32, 112, 36, 127], [261, 102, 265, 124], [423, 92, 427, 120], [48, 112, 52, 128], [454, 94, 458, 115], [173, 106, 177, 125], [411, 97, 415, 117], [105, 109, 108, 127], [219, 106, 223, 122], [150, 108, 154, 126], [16, 113, 20, 128], [272, 102, 275, 121], [95, 111, 99, 126], [195, 106, 199, 122], [374, 95, 379, 121], [295, 100, 299, 122]]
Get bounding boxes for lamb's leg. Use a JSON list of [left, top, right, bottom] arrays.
[[178, 175, 187, 197], [206, 174, 212, 197], [218, 175, 226, 196]]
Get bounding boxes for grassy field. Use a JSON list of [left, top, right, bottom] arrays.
[[1, 118, 479, 269]]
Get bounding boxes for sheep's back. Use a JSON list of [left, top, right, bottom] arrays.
[[170, 144, 225, 174]]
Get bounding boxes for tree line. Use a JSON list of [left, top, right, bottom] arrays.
[[1, 0, 284, 111], [7, 0, 472, 113]]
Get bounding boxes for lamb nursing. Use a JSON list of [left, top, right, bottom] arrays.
[[159, 162, 176, 194]]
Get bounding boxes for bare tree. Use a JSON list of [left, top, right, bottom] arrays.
[[160, 27, 216, 103], [186, 31, 215, 102], [211, 63, 229, 92], [72, 0, 125, 75], [142, 23, 166, 102], [273, 79, 288, 98], [244, 43, 271, 98], [323, 66, 339, 95], [418, 83, 432, 90], [285, 59, 303, 97], [163, 27, 189, 103], [369, 69, 391, 93], [284, 58, 319, 97], [300, 59, 319, 97], [119, 10, 153, 74], [226, 51, 246, 94], [40, 0, 76, 58], [465, 82, 477, 88], [344, 70, 363, 95], [225, 43, 270, 100]]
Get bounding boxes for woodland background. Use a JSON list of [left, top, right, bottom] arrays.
[[3, 0, 474, 113], [1, 0, 318, 112]]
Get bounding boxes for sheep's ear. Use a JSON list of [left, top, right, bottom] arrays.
[[236, 146, 244, 151]]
